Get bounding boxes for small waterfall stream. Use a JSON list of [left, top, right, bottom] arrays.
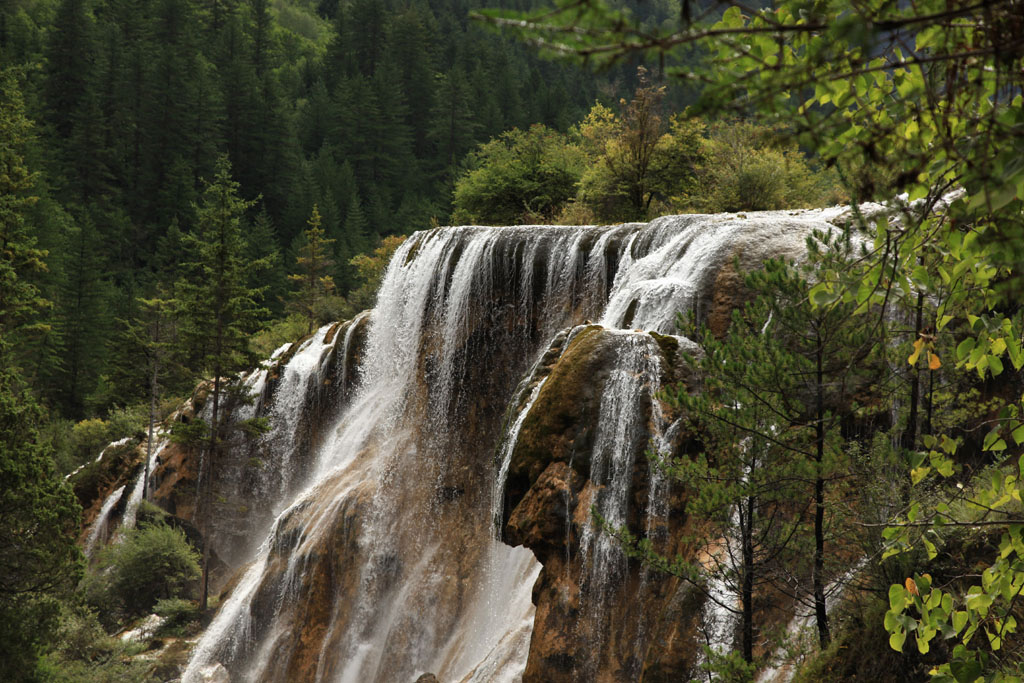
[[180, 210, 844, 682], [85, 484, 126, 558]]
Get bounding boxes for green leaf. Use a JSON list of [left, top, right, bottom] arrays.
[[1012, 424, 1024, 446], [889, 583, 907, 610], [889, 629, 907, 652], [952, 610, 968, 634], [950, 656, 983, 683], [984, 428, 1006, 452], [957, 338, 976, 362]]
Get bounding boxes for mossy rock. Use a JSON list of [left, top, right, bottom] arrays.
[[71, 440, 141, 511], [649, 331, 679, 369], [504, 325, 670, 521]]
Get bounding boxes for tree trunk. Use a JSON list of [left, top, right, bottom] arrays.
[[199, 370, 220, 612], [742, 493, 755, 663], [814, 342, 831, 648], [144, 355, 158, 501], [902, 290, 924, 451]]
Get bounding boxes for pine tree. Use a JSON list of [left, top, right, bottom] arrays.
[[176, 155, 269, 610], [287, 204, 335, 334], [123, 293, 178, 501], [0, 68, 82, 679], [0, 68, 49, 350], [0, 357, 83, 679], [246, 207, 286, 317], [665, 245, 878, 657], [52, 216, 114, 417]]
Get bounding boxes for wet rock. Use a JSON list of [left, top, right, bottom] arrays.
[[71, 439, 142, 536], [504, 326, 614, 502], [119, 614, 166, 643], [506, 462, 586, 563], [195, 663, 229, 683], [503, 328, 702, 681]]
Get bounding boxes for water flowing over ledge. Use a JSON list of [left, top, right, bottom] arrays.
[[180, 210, 850, 682]]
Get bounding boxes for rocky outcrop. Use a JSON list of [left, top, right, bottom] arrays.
[[73, 438, 143, 539], [501, 325, 703, 681], [146, 313, 370, 574]]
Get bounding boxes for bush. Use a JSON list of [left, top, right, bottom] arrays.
[[35, 603, 154, 683], [687, 121, 841, 213], [153, 598, 200, 636], [452, 124, 586, 225], [86, 523, 200, 619], [49, 405, 148, 477]]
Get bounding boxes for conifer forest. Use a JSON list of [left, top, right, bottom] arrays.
[[2, 0, 1024, 681]]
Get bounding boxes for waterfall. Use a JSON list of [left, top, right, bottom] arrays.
[[574, 331, 667, 680], [85, 485, 126, 558], [182, 210, 843, 682], [118, 437, 169, 538]]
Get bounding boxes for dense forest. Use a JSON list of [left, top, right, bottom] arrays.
[[2, 0, 695, 423], [4, 0, 1024, 680]]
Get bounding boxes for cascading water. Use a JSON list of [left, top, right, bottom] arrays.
[[85, 484, 126, 557], [574, 331, 667, 680], [182, 209, 847, 682], [118, 437, 169, 538]]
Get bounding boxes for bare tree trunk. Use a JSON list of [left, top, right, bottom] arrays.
[[144, 356, 158, 501], [814, 341, 831, 648], [902, 290, 925, 451], [742, 493, 755, 663]]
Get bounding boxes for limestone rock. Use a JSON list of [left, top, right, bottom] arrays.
[[195, 663, 230, 683]]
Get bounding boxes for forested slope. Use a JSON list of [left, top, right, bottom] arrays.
[[1, 0, 664, 419]]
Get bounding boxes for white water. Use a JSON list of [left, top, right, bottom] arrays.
[[118, 437, 169, 538], [492, 325, 586, 533], [258, 323, 335, 500], [85, 485, 125, 558], [755, 560, 866, 683], [574, 332, 666, 678], [183, 212, 843, 682]]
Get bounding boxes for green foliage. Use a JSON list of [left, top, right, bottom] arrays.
[[37, 603, 155, 683], [86, 523, 200, 619], [0, 67, 50, 360], [51, 406, 146, 475], [287, 204, 339, 332], [345, 234, 407, 313], [251, 315, 313, 359], [0, 361, 83, 680], [687, 122, 841, 213], [153, 597, 200, 635], [453, 84, 836, 225], [452, 124, 587, 225], [575, 67, 705, 221]]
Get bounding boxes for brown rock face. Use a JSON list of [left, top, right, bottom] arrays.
[[502, 327, 703, 682], [145, 313, 370, 576]]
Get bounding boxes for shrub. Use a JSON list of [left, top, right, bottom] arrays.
[[35, 603, 154, 683], [687, 121, 841, 213], [452, 124, 586, 225], [87, 523, 200, 618], [154, 598, 200, 636]]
